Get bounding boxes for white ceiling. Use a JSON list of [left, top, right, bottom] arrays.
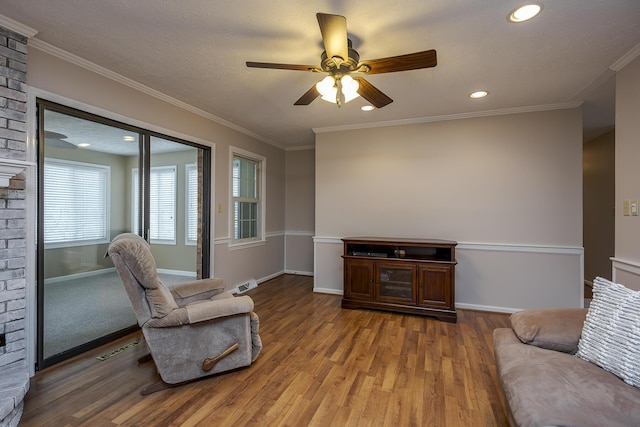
[[2, 1, 640, 148]]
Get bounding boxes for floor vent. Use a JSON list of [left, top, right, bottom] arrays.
[[96, 341, 139, 361], [235, 279, 258, 294]]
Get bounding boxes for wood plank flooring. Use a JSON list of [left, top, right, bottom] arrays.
[[21, 274, 511, 426]]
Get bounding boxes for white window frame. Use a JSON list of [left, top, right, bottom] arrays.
[[229, 147, 266, 247], [43, 158, 110, 248], [185, 163, 198, 246], [131, 165, 177, 245]]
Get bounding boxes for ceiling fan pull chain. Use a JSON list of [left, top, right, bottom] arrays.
[[335, 77, 344, 107]]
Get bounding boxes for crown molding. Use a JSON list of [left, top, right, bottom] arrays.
[[610, 42, 640, 71], [285, 145, 315, 152], [313, 101, 583, 134], [0, 14, 38, 38], [27, 38, 283, 150]]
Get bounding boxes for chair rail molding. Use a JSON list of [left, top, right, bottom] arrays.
[[313, 237, 585, 310], [611, 257, 640, 282]]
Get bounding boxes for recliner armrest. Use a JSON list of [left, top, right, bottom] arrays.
[[186, 295, 255, 324], [169, 278, 227, 306]]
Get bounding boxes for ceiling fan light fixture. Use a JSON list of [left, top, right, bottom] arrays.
[[316, 75, 360, 105], [508, 4, 542, 23], [316, 76, 336, 101], [341, 75, 360, 103]]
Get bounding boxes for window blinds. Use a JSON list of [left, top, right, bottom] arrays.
[[44, 159, 110, 245], [132, 166, 176, 243]]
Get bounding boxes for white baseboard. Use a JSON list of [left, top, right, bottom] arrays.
[[455, 302, 522, 314], [156, 268, 197, 277], [313, 287, 343, 296], [284, 269, 314, 276], [257, 270, 285, 284], [227, 270, 286, 294], [44, 267, 116, 284]]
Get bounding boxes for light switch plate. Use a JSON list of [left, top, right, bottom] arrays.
[[623, 200, 630, 216], [632, 200, 639, 216]]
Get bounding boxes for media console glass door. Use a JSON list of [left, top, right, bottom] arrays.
[[375, 262, 415, 304]]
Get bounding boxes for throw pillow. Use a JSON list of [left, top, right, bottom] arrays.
[[576, 276, 640, 388]]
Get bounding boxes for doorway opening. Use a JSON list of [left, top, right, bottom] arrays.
[[36, 100, 211, 369]]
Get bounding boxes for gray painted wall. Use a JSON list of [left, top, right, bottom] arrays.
[[285, 148, 314, 275], [314, 108, 584, 311], [614, 55, 640, 289]]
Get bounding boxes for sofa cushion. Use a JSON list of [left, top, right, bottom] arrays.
[[577, 276, 640, 388], [510, 308, 587, 354], [494, 328, 640, 427]]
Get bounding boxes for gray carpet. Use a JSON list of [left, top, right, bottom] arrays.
[[44, 271, 194, 359]]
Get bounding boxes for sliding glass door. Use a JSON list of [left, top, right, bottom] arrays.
[[37, 100, 210, 368]]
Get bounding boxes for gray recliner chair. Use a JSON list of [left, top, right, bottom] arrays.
[[106, 233, 262, 394]]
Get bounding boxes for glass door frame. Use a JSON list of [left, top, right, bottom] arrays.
[[35, 99, 211, 369]]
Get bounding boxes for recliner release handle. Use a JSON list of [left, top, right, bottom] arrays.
[[202, 342, 240, 371]]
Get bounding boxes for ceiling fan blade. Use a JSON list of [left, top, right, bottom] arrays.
[[317, 13, 348, 62], [353, 77, 393, 108], [294, 85, 321, 105], [246, 62, 322, 72], [359, 50, 437, 74]]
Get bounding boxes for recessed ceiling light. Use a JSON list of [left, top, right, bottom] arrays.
[[508, 3, 542, 23], [361, 105, 375, 111], [123, 135, 136, 142], [469, 90, 489, 99], [78, 143, 90, 148]]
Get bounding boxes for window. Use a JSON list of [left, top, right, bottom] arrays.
[[44, 159, 110, 247], [132, 166, 177, 244], [185, 163, 198, 246], [231, 149, 264, 243]]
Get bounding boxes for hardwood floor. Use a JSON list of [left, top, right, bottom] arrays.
[[21, 274, 511, 426]]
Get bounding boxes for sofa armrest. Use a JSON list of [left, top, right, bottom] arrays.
[[510, 308, 588, 354], [169, 278, 227, 306], [186, 295, 254, 324]]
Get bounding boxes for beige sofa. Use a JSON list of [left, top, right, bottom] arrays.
[[493, 308, 640, 427]]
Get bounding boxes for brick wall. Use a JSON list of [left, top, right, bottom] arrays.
[[0, 26, 28, 370]]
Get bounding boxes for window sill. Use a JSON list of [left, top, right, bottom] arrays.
[[44, 238, 110, 249], [150, 239, 176, 246]]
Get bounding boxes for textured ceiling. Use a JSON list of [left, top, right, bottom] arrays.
[[2, 0, 640, 148]]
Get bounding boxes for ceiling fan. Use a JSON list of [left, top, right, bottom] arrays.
[[246, 13, 437, 108], [44, 131, 77, 149]]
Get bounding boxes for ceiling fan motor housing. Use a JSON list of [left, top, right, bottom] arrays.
[[320, 42, 361, 75]]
